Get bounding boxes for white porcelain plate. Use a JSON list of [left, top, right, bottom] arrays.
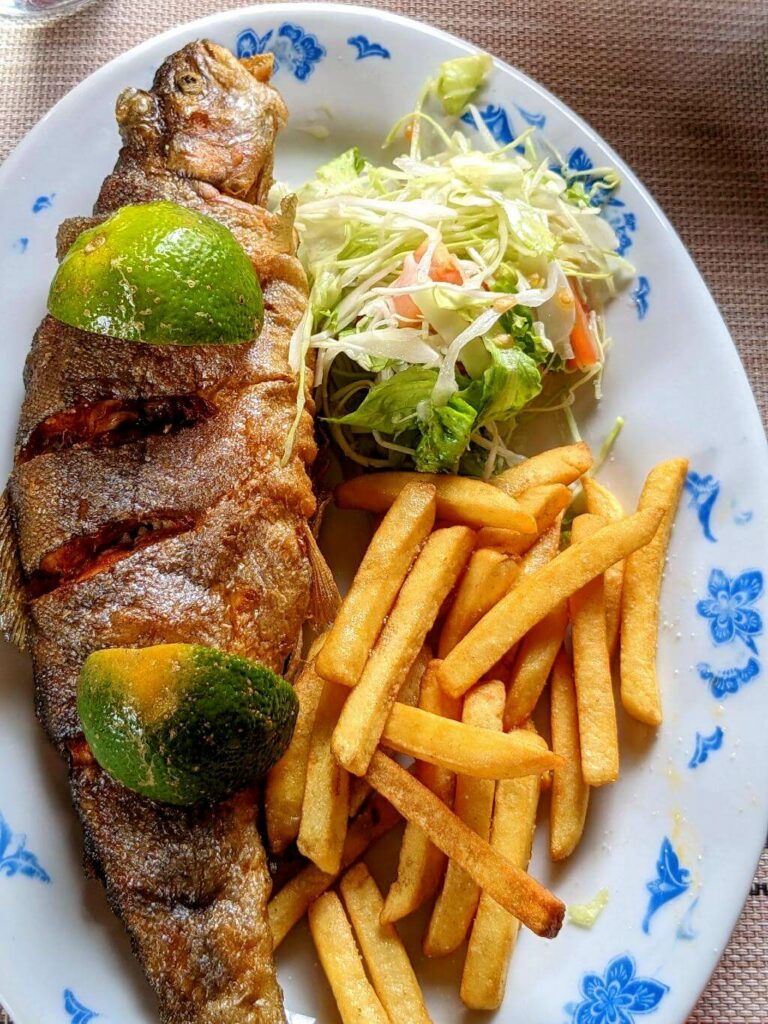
[[0, 5, 766, 1023]]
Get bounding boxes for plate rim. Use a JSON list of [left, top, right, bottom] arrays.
[[0, 5, 766, 1023]]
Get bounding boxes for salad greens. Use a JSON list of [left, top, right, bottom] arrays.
[[283, 55, 632, 475]]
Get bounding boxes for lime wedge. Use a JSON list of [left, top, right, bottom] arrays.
[[48, 201, 263, 346]]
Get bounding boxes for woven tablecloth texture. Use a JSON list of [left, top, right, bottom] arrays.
[[0, 0, 766, 1021]]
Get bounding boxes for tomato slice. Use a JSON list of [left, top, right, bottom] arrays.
[[392, 241, 463, 323], [567, 282, 601, 369]]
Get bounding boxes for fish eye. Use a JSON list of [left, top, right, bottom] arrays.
[[175, 71, 204, 95]]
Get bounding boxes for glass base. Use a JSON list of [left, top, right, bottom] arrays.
[[0, 0, 99, 24]]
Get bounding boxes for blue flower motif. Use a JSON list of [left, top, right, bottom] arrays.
[[14, 236, 29, 254], [642, 837, 691, 934], [32, 193, 54, 214], [64, 989, 99, 1024], [515, 104, 546, 128], [236, 28, 273, 58], [733, 507, 753, 525], [684, 471, 719, 542], [460, 104, 514, 145], [0, 808, 50, 882], [347, 35, 391, 60], [631, 276, 650, 320], [696, 568, 763, 652], [236, 24, 326, 80], [688, 726, 724, 768], [676, 896, 699, 940], [696, 656, 760, 699], [567, 146, 593, 173], [607, 210, 637, 256], [567, 954, 669, 1024]]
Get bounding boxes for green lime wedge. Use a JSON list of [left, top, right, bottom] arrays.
[[48, 201, 263, 346], [77, 644, 298, 806]]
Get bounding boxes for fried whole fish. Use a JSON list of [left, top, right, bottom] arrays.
[[2, 41, 320, 1024]]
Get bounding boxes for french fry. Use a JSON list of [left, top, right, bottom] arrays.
[[382, 662, 460, 923], [366, 751, 565, 938], [335, 471, 537, 532], [438, 549, 519, 657], [318, 481, 436, 687], [264, 650, 327, 854], [476, 483, 571, 557], [504, 601, 569, 728], [439, 506, 664, 698], [621, 457, 688, 725], [297, 680, 350, 873], [308, 891, 390, 1024], [333, 526, 474, 776], [569, 513, 619, 786], [381, 702, 558, 779], [341, 864, 433, 1024], [550, 649, 590, 860], [269, 795, 400, 949], [461, 764, 541, 1009], [583, 476, 625, 655], [424, 681, 504, 957], [519, 517, 562, 576], [347, 649, 428, 820], [494, 443, 593, 497]]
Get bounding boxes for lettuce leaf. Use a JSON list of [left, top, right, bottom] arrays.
[[315, 147, 365, 185], [414, 394, 476, 473], [329, 366, 436, 433], [463, 341, 542, 425], [435, 54, 493, 115]]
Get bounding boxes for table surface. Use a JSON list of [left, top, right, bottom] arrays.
[[0, 1, 766, 1021]]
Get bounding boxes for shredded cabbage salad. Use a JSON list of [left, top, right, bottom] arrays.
[[283, 54, 633, 476]]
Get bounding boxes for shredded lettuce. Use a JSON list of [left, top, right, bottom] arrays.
[[435, 53, 493, 115], [284, 56, 633, 474]]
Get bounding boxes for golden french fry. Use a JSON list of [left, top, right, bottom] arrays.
[[318, 481, 436, 687], [265, 649, 327, 854], [335, 471, 537, 532], [382, 701, 558, 779], [461, 766, 541, 1009], [494, 443, 593, 497], [550, 649, 590, 860], [569, 513, 619, 786], [308, 891, 390, 1024], [476, 484, 572, 557], [583, 476, 625, 655], [341, 864, 433, 1024], [621, 458, 688, 725], [269, 796, 399, 949], [333, 526, 474, 776], [439, 506, 664, 698], [438, 549, 519, 658], [346, 637, 429, 822], [519, 516, 562, 576], [297, 680, 350, 873], [504, 601, 569, 728], [366, 751, 565, 938], [382, 661, 460, 924], [424, 681, 504, 958]]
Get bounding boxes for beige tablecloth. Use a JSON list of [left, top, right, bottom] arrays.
[[0, 1, 766, 1021]]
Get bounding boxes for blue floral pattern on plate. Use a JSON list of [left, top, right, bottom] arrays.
[[13, 237, 28, 254], [347, 35, 391, 60], [64, 989, 98, 1024], [631, 276, 650, 320], [0, 808, 50, 882], [676, 896, 700, 940], [684, 472, 719, 542], [688, 726, 724, 768], [696, 569, 763, 652], [32, 193, 54, 214], [565, 954, 668, 1023], [515, 104, 546, 129], [236, 24, 326, 81], [696, 657, 760, 699], [642, 838, 691, 934]]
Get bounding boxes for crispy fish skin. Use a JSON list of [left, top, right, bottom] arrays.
[[5, 41, 318, 1024]]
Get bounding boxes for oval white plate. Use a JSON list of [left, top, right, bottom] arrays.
[[0, 5, 766, 1024]]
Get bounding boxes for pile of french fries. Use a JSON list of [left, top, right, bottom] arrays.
[[265, 443, 688, 1019]]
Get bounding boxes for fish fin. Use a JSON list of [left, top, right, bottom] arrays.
[[0, 488, 29, 652], [303, 523, 340, 629], [239, 54, 275, 83]]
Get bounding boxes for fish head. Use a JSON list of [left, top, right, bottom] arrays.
[[116, 40, 287, 202]]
